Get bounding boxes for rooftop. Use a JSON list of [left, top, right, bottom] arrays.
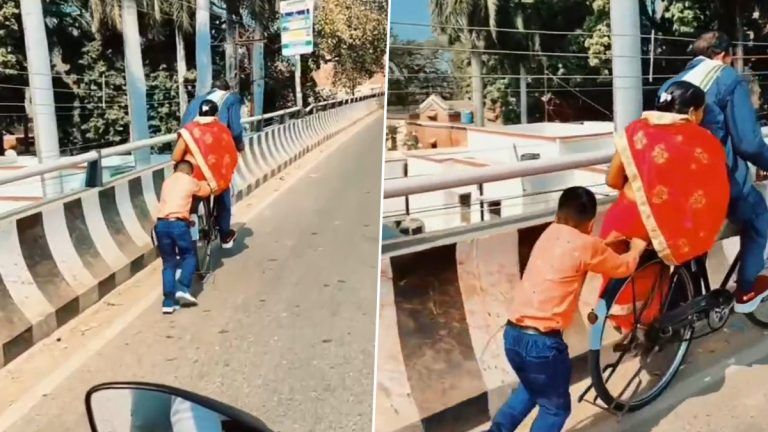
[[501, 121, 614, 138]]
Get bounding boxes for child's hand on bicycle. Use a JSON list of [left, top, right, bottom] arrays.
[[603, 231, 627, 247], [629, 238, 649, 253]]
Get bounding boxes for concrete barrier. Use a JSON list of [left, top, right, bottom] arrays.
[[376, 198, 742, 432], [0, 96, 381, 368]]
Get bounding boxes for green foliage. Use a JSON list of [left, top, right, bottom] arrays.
[[387, 36, 458, 108], [0, 1, 25, 133], [315, 0, 388, 90], [73, 39, 130, 152]]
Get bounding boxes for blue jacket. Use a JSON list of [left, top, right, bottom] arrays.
[[661, 58, 768, 200], [182, 90, 244, 151]]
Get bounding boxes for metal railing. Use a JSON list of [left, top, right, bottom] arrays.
[[0, 92, 382, 190], [383, 149, 614, 198]]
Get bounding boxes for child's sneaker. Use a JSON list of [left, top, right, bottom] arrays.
[[162, 299, 177, 314], [175, 290, 198, 306]]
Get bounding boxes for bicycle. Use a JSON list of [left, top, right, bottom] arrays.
[[190, 195, 219, 277], [578, 233, 768, 415]]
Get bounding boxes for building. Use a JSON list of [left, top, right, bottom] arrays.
[[383, 121, 616, 232]]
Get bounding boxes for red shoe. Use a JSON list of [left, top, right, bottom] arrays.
[[734, 275, 768, 313]]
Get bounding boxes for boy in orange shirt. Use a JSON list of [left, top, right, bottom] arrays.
[[488, 186, 646, 431], [155, 160, 212, 314]]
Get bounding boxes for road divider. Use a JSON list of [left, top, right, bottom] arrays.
[[0, 95, 382, 368]]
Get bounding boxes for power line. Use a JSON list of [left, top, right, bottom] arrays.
[[390, 21, 694, 41], [388, 44, 693, 60], [386, 85, 665, 94], [394, 72, 680, 79], [390, 21, 768, 47]]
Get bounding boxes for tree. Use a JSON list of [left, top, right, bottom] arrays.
[[315, 0, 388, 91], [89, 0, 151, 165], [147, 0, 195, 118], [431, 0, 501, 126], [387, 36, 457, 109], [0, 1, 26, 135]]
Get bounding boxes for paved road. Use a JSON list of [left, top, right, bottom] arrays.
[[1, 113, 384, 432], [469, 308, 768, 432]]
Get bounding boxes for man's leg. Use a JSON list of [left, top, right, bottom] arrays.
[[173, 222, 199, 306], [155, 222, 180, 313], [488, 326, 536, 431], [214, 189, 236, 247], [732, 187, 768, 313]]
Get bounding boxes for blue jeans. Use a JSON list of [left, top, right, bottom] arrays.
[[214, 189, 232, 238], [729, 185, 768, 293], [155, 220, 196, 307], [489, 325, 571, 432]]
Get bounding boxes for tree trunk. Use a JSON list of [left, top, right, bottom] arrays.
[[19, 0, 62, 195], [121, 0, 151, 166], [470, 50, 484, 127], [251, 23, 265, 116], [19, 0, 60, 163], [175, 25, 189, 120], [196, 0, 212, 95], [225, 8, 237, 89]]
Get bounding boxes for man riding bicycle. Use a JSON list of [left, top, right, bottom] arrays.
[[661, 31, 768, 313], [173, 100, 239, 248], [180, 79, 244, 248]]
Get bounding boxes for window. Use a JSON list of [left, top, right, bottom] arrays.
[[488, 200, 502, 219], [459, 193, 472, 224]]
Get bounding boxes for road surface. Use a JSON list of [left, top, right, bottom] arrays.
[[0, 112, 384, 432], [469, 310, 768, 432]]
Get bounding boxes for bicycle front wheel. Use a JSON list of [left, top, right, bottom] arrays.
[[587, 260, 695, 412]]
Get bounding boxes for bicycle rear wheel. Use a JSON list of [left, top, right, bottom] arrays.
[[193, 198, 214, 275], [588, 260, 695, 412]]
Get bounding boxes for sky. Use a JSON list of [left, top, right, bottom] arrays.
[[390, 0, 433, 42]]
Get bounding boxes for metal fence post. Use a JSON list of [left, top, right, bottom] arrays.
[[84, 150, 103, 187]]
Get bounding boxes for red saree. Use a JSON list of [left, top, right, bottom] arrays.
[[178, 118, 239, 195], [600, 112, 729, 331]]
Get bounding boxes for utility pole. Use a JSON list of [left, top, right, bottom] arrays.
[[251, 23, 265, 116], [515, 10, 528, 124], [295, 55, 303, 108], [610, 0, 643, 131]]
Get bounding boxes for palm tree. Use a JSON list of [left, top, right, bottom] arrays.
[[147, 0, 194, 118], [431, 0, 500, 127], [18, 0, 60, 164], [196, 0, 212, 95], [89, 0, 151, 166]]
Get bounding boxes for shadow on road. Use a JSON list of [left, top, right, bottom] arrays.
[[567, 316, 768, 431]]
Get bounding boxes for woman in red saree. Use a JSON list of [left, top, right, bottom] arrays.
[[172, 99, 239, 247], [600, 81, 729, 332]]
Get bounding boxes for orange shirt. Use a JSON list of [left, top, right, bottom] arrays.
[[509, 223, 640, 332], [156, 172, 211, 220]]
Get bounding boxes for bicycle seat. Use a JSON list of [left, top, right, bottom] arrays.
[[719, 221, 740, 241]]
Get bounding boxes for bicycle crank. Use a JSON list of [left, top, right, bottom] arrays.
[[647, 289, 734, 341]]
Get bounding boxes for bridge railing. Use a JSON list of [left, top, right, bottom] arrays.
[[0, 91, 383, 369], [0, 92, 382, 217]]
